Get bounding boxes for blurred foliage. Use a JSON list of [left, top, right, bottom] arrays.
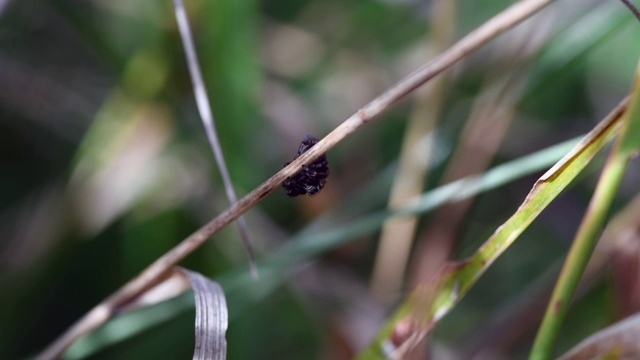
[[1, 0, 639, 359]]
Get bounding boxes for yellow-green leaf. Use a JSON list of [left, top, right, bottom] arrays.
[[357, 97, 628, 360]]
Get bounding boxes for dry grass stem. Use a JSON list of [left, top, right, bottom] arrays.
[[173, 0, 257, 276], [371, 0, 456, 301], [35, 0, 558, 358]]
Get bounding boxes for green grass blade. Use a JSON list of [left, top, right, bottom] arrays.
[[530, 59, 640, 360], [357, 97, 627, 360]]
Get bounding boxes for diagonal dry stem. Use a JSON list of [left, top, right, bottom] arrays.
[[34, 0, 559, 358]]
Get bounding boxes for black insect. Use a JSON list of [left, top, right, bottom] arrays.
[[283, 135, 330, 197]]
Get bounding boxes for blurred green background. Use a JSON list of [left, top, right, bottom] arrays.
[[1, 0, 640, 359]]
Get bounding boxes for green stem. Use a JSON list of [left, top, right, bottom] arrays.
[[529, 147, 629, 360]]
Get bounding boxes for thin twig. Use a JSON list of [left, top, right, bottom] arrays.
[[621, 0, 640, 22], [173, 0, 258, 278], [34, 0, 557, 358]]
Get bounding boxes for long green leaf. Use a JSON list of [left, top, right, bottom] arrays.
[[530, 58, 640, 360], [357, 97, 628, 360]]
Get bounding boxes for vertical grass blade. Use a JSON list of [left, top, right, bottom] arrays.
[[529, 59, 640, 360]]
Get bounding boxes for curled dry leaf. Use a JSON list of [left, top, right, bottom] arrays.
[[115, 267, 228, 360], [179, 268, 228, 360], [115, 267, 229, 360], [558, 312, 640, 360], [62, 268, 228, 360]]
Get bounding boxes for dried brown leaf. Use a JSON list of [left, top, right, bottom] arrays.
[[559, 312, 640, 360]]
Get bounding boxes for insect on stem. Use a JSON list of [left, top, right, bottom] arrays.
[[283, 135, 330, 197]]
